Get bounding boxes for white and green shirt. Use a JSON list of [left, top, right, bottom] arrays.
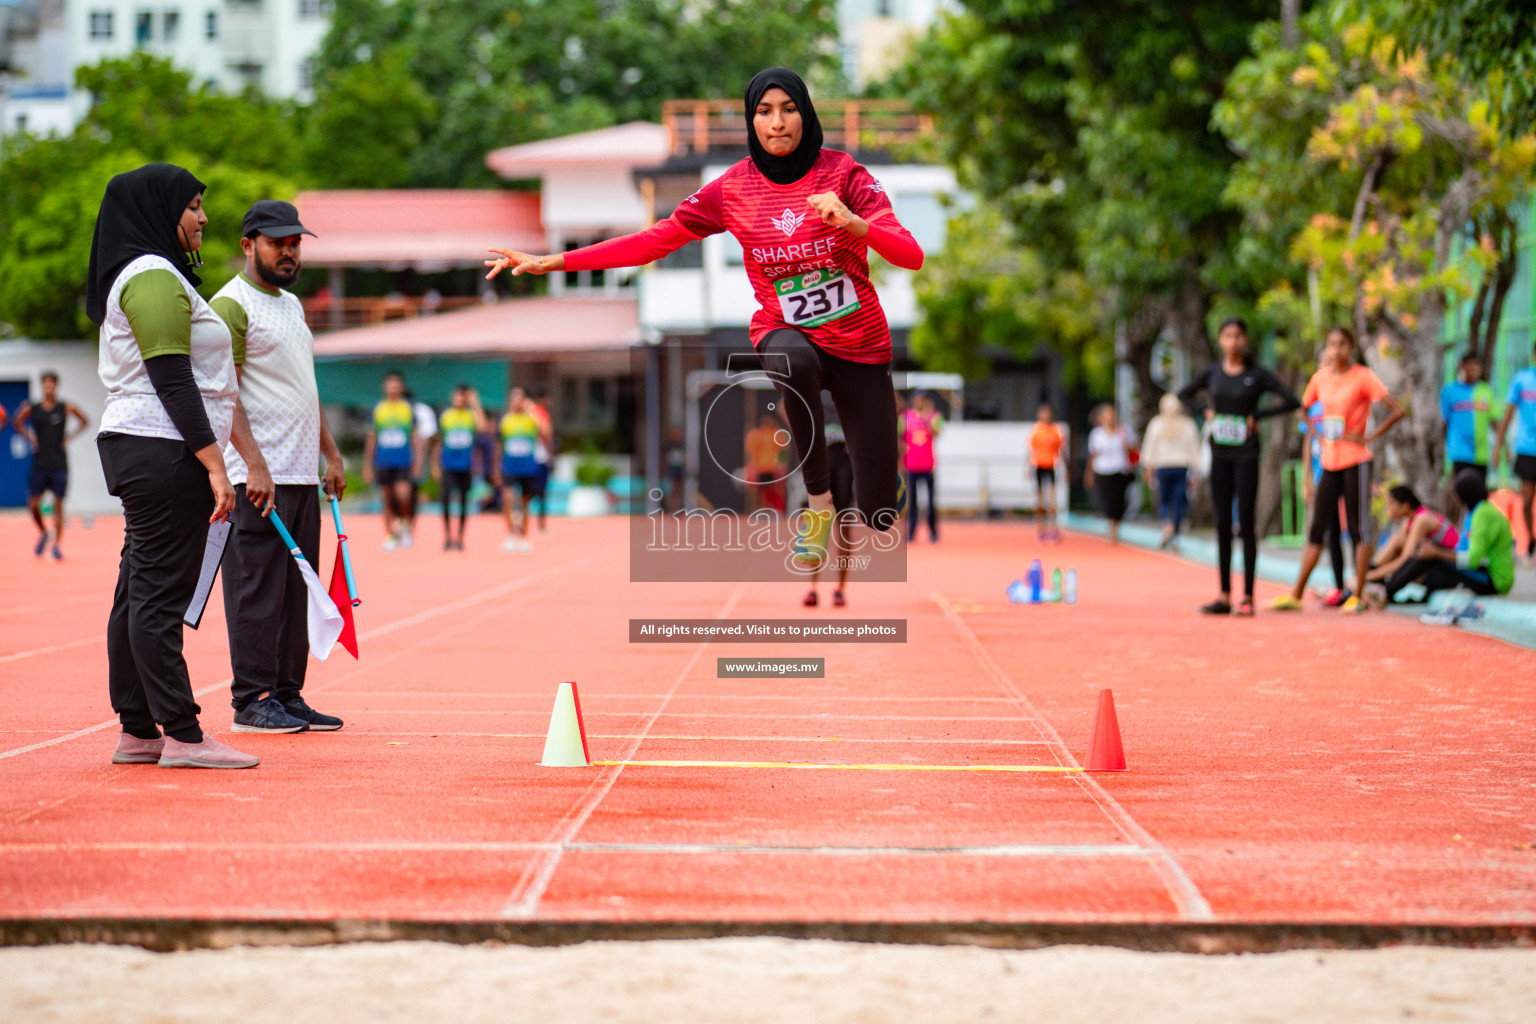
[[211, 272, 321, 486], [97, 254, 237, 445]]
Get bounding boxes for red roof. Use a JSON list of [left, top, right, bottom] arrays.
[[485, 122, 671, 177], [293, 190, 544, 270], [311, 296, 641, 357]]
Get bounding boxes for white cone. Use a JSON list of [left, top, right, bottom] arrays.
[[539, 681, 591, 767]]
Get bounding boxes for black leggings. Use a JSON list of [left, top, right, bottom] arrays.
[[908, 471, 937, 540], [441, 470, 472, 535], [1383, 559, 1497, 601], [758, 329, 900, 531], [1309, 463, 1372, 546], [1210, 457, 1259, 597]]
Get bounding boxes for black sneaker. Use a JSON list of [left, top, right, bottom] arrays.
[[232, 697, 310, 733], [280, 695, 344, 731]]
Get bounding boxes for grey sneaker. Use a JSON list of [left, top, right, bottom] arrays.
[[280, 695, 343, 731], [231, 697, 310, 734], [112, 732, 164, 764], [158, 736, 260, 769]]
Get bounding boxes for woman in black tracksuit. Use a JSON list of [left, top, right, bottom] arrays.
[[1178, 318, 1300, 616]]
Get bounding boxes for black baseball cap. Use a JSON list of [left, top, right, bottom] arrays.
[[242, 199, 316, 239]]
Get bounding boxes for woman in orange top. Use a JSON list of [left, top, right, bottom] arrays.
[[1271, 326, 1405, 613], [1029, 404, 1065, 542]]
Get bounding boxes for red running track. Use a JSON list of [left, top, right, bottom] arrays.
[[1, 513, 1533, 925]]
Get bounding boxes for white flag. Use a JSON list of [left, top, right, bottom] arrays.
[[287, 545, 345, 661]]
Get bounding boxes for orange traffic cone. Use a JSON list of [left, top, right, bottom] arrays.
[[1084, 688, 1126, 771], [538, 681, 591, 767]]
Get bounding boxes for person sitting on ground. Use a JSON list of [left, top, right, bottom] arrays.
[[1362, 486, 1459, 605], [1365, 470, 1513, 607]]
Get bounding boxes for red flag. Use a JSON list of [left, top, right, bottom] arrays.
[[328, 542, 359, 659]]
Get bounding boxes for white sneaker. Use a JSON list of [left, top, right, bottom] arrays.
[[501, 536, 518, 553], [382, 535, 399, 553], [399, 526, 415, 549], [516, 538, 533, 553]]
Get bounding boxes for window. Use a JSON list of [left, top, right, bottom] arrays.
[[298, 0, 334, 16], [875, 0, 895, 16], [891, 192, 947, 253], [235, 63, 264, 90], [205, 10, 217, 39], [14, 114, 27, 133], [163, 10, 179, 42], [588, 379, 610, 424], [298, 59, 315, 92], [88, 10, 114, 40], [135, 11, 153, 46]]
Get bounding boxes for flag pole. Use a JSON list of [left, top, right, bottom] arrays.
[[329, 493, 360, 607]]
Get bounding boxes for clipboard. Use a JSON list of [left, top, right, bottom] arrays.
[[183, 520, 231, 629]]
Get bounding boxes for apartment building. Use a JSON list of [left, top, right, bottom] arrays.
[[1, 0, 331, 136]]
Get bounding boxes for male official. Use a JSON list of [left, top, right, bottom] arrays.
[[212, 200, 346, 733], [14, 372, 90, 561]]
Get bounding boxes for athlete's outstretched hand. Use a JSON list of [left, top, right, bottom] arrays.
[[485, 249, 562, 279], [807, 192, 859, 232]]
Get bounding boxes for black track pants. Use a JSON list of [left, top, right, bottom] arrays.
[[98, 432, 213, 741], [1209, 457, 1259, 597], [757, 329, 900, 531], [222, 484, 321, 710]]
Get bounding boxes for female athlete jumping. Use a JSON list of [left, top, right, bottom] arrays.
[[486, 68, 924, 567]]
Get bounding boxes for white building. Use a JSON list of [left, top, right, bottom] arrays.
[[837, 0, 955, 90], [1, 0, 331, 137]]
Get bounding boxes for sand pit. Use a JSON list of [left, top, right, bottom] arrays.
[[2, 938, 1534, 1023]]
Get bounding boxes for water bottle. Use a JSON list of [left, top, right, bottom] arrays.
[[1028, 559, 1043, 603], [1007, 579, 1028, 603], [1064, 568, 1078, 605], [1051, 567, 1063, 603]]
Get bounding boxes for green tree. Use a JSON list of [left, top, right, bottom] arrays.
[[911, 203, 1106, 389], [897, 0, 1274, 424], [0, 54, 303, 339], [303, 50, 435, 188], [1218, 7, 1536, 499], [312, 0, 843, 188], [1375, 0, 1536, 138]]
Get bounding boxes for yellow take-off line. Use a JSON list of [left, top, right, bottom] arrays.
[[593, 759, 1082, 773]]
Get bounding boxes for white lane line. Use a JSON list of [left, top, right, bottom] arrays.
[[334, 711, 1043, 722], [925, 585, 1216, 923], [302, 731, 1055, 746], [323, 692, 1023, 703], [500, 588, 743, 919], [0, 550, 605, 762], [0, 840, 1147, 858], [0, 635, 103, 666]]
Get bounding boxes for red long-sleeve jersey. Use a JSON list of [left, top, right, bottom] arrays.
[[563, 149, 923, 364]]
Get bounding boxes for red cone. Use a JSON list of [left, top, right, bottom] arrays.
[[328, 543, 359, 659], [1085, 688, 1126, 771]]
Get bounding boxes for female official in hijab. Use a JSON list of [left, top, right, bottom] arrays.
[[91, 162, 265, 769]]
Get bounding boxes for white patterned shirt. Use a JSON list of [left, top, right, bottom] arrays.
[[211, 273, 322, 486], [97, 254, 238, 446]]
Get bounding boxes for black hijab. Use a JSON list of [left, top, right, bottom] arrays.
[[744, 68, 823, 185], [86, 163, 206, 325]]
